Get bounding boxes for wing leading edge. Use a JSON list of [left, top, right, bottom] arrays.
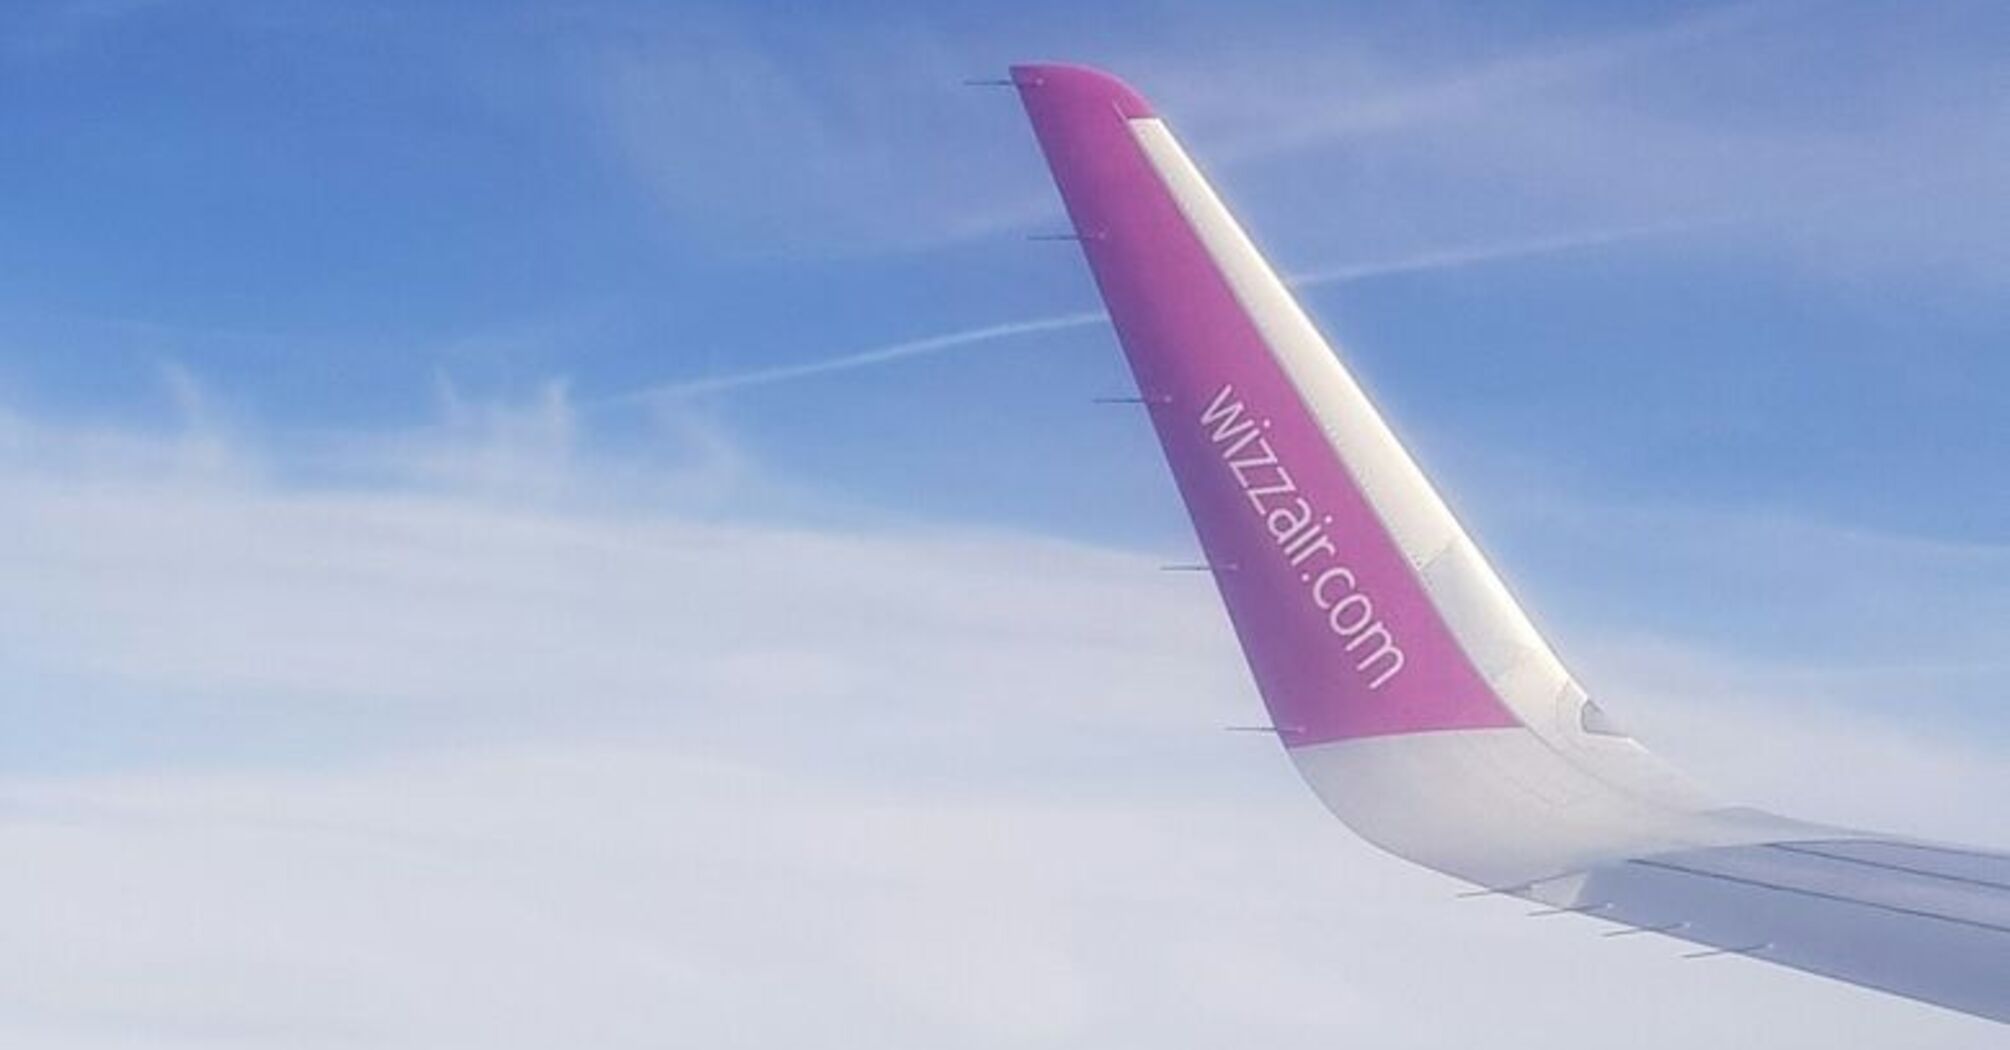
[[1009, 62, 2010, 1024]]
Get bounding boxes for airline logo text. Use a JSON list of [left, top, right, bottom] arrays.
[[1200, 383, 1406, 690]]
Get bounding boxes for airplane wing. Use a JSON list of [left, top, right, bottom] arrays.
[[1009, 62, 2010, 1024]]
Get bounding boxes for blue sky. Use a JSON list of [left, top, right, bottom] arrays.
[[0, 1, 2007, 1045], [7, 0, 2007, 528], [7, 0, 2006, 717]]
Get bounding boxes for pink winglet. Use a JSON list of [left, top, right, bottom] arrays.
[[1014, 63, 1518, 745]]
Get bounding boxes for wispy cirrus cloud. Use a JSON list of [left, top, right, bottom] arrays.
[[1155, 2, 2010, 288], [577, 0, 2010, 326], [574, 4, 1779, 257], [1171, 1, 1789, 165], [579, 1, 2000, 269], [584, 14, 1049, 256]]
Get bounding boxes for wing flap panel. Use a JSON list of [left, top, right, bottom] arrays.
[[1575, 840, 2010, 1022]]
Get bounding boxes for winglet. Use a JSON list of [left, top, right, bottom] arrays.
[[1013, 64, 1524, 744]]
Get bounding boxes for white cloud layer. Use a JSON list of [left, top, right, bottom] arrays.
[[0, 399, 2004, 1046]]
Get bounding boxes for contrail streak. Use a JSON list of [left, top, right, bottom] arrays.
[[1287, 220, 1688, 288], [615, 222, 1683, 403], [604, 313, 1105, 403]]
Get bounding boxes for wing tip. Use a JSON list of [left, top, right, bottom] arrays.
[[1009, 63, 1157, 118]]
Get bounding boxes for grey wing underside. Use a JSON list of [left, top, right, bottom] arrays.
[[1543, 836, 2010, 1022]]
